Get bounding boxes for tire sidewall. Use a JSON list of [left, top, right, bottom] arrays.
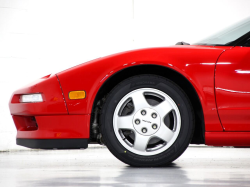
[[101, 75, 194, 166]]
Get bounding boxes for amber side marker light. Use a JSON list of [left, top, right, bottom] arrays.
[[69, 91, 86, 100]]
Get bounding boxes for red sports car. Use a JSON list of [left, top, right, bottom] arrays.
[[9, 18, 250, 167]]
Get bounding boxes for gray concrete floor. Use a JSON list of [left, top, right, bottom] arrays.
[[0, 146, 250, 187]]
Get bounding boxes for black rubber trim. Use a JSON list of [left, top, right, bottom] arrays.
[[17, 138, 88, 149]]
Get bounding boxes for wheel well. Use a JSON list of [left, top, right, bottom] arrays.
[[90, 65, 205, 144]]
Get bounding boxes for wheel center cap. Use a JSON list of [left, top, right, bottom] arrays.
[[133, 108, 161, 136]]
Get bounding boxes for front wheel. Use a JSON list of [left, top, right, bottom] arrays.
[[100, 75, 194, 167]]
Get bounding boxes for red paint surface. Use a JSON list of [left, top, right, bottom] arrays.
[[9, 74, 68, 116], [57, 45, 229, 131], [216, 46, 250, 131], [15, 115, 90, 139], [10, 45, 250, 145], [206, 132, 250, 146]]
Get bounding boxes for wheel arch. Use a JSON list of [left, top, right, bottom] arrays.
[[90, 64, 205, 144]]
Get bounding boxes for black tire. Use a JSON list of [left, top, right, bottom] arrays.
[[100, 75, 194, 167]]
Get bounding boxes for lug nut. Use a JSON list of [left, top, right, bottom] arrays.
[[152, 124, 158, 129], [142, 128, 147, 133], [152, 113, 157, 118], [141, 110, 146, 116], [135, 119, 140, 125]]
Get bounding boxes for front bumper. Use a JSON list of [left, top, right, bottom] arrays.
[[12, 115, 90, 149], [9, 74, 90, 149]]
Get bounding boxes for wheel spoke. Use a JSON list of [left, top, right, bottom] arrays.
[[113, 87, 182, 156], [133, 134, 150, 152], [130, 90, 149, 111], [116, 115, 134, 130], [153, 100, 174, 119], [154, 124, 174, 143]]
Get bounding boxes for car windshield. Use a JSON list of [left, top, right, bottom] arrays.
[[193, 17, 250, 46]]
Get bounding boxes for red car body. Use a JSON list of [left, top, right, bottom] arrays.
[[9, 45, 250, 148]]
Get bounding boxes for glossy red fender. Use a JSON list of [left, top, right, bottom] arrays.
[[57, 45, 231, 132]]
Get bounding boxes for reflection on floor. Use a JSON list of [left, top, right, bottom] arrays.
[[0, 145, 250, 187]]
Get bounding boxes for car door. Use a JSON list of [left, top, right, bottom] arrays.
[[215, 45, 250, 131]]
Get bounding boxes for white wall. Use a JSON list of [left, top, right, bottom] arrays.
[[1, 0, 250, 151]]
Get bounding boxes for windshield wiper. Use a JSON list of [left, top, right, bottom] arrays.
[[176, 41, 190, 45]]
